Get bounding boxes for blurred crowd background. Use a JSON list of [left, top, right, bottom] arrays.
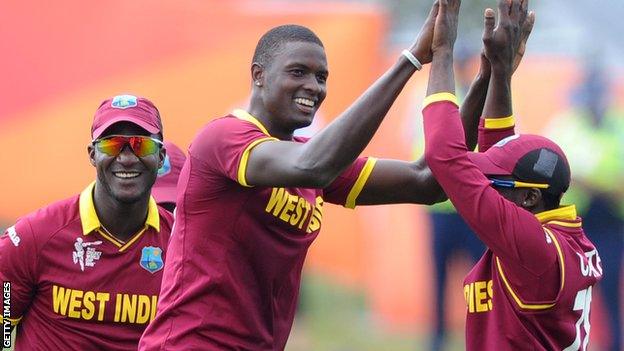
[[1, 1, 622, 350]]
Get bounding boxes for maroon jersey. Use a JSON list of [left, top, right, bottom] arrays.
[[423, 96, 602, 350], [0, 182, 173, 350], [140, 110, 376, 350]]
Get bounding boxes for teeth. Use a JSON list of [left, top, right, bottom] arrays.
[[114, 172, 139, 179], [294, 98, 315, 107]]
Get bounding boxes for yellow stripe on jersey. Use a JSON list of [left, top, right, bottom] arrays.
[[483, 116, 515, 129], [0, 315, 22, 325], [535, 205, 577, 223], [237, 137, 279, 187], [145, 196, 160, 232], [79, 182, 100, 235], [97, 229, 123, 248], [119, 226, 148, 252], [423, 92, 459, 109], [232, 109, 271, 136], [345, 158, 378, 209], [495, 228, 565, 310], [547, 220, 582, 228]]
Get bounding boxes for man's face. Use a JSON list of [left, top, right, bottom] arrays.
[[260, 41, 328, 133], [88, 122, 164, 204]]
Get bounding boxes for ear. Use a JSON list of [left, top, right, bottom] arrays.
[[522, 188, 542, 209], [251, 62, 264, 87], [88, 144, 96, 167]]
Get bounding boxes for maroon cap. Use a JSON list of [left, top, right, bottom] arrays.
[[91, 94, 162, 139], [152, 141, 187, 205], [468, 134, 571, 194]]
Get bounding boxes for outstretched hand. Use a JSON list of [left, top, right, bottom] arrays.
[[482, 0, 534, 73], [431, 0, 462, 54], [408, 1, 440, 65]]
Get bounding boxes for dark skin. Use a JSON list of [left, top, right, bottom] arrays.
[[87, 122, 165, 241], [245, 1, 483, 205], [481, 0, 545, 212], [1, 122, 166, 348]]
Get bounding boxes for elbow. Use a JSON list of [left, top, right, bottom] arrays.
[[293, 162, 338, 188]]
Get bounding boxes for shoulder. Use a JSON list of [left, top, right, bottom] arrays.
[[4, 195, 80, 250], [189, 114, 272, 162]]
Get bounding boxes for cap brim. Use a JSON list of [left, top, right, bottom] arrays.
[[467, 152, 511, 176], [151, 186, 177, 205], [92, 116, 160, 139]]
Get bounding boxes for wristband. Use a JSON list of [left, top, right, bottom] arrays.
[[401, 49, 423, 71]]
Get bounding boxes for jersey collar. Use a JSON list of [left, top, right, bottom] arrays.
[[232, 109, 271, 136], [535, 204, 577, 223], [79, 181, 160, 235]]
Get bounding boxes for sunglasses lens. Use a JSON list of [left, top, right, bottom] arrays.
[[96, 136, 160, 157], [130, 137, 160, 157], [96, 137, 125, 156]]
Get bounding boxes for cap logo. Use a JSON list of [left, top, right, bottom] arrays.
[[533, 149, 558, 178], [493, 134, 520, 148], [111, 94, 138, 109], [157, 155, 171, 177]]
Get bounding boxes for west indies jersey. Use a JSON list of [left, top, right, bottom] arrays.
[[0, 182, 173, 350], [423, 95, 602, 350], [140, 110, 376, 351]]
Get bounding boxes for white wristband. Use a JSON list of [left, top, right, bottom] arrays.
[[401, 49, 422, 71]]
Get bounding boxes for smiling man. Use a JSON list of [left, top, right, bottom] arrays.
[[0, 94, 174, 350], [140, 4, 497, 348]]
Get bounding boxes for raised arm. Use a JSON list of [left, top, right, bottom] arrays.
[[246, 2, 440, 188]]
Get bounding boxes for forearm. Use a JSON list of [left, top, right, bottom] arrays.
[[297, 57, 417, 183], [482, 65, 512, 118], [460, 70, 490, 150], [426, 50, 455, 96]]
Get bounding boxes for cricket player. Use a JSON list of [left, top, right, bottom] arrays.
[[422, 0, 602, 349], [0, 94, 174, 350], [139, 1, 499, 349]]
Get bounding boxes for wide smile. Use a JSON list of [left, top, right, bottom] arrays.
[[112, 171, 141, 179], [294, 97, 316, 114]]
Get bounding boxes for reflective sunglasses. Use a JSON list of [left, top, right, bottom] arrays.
[[489, 178, 550, 189], [93, 135, 163, 157]]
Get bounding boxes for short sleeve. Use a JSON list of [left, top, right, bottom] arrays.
[[0, 219, 38, 324], [188, 117, 277, 187], [323, 157, 377, 208], [478, 116, 516, 152]]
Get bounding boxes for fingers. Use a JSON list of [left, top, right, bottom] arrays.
[[522, 11, 536, 41], [510, 0, 521, 21], [482, 8, 496, 43], [427, 0, 440, 21], [519, 0, 528, 25], [497, 0, 510, 22]]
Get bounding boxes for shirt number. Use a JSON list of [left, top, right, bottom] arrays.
[[563, 286, 593, 351]]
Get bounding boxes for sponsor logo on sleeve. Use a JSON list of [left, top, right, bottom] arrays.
[[6, 226, 20, 247]]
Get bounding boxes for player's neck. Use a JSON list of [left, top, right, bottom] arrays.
[[247, 101, 294, 141], [92, 185, 150, 241]]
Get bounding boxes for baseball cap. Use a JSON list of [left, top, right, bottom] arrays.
[[91, 94, 162, 139], [152, 141, 187, 205], [467, 134, 571, 195]]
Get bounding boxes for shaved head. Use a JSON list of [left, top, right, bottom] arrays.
[[252, 24, 324, 68]]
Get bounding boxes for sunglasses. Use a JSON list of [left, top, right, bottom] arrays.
[[93, 135, 163, 157], [489, 178, 550, 189]]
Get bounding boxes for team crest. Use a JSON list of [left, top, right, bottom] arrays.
[[140, 246, 164, 273], [157, 155, 171, 177], [111, 94, 138, 109]]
